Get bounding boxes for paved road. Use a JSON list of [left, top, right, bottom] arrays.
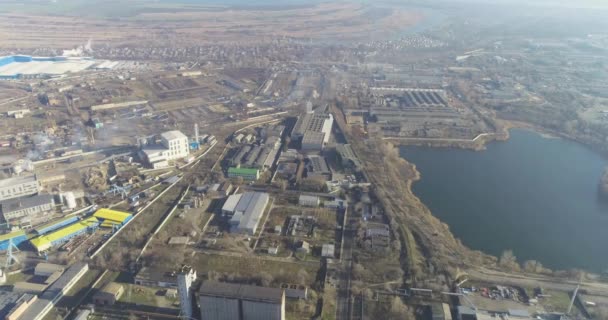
[[336, 205, 355, 320], [242, 185, 337, 199]]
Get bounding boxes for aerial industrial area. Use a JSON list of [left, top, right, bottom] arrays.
[[0, 0, 607, 320]]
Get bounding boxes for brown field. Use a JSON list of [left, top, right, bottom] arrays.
[[0, 3, 423, 48]]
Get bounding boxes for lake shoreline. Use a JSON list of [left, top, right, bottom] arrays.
[[398, 127, 608, 274], [387, 118, 608, 159]]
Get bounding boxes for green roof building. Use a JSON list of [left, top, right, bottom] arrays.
[[228, 167, 259, 181]]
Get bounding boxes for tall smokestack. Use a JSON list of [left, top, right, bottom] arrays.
[[194, 123, 199, 143]]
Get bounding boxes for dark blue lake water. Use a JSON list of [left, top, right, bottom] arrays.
[[401, 129, 608, 272]]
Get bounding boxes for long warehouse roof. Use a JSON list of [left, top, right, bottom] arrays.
[[30, 217, 98, 251], [228, 167, 259, 175], [34, 215, 79, 235], [93, 208, 132, 223], [0, 230, 26, 242]]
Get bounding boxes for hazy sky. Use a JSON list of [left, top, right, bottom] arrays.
[[431, 0, 608, 9]]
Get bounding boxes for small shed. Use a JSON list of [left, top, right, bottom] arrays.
[[508, 309, 530, 318], [168, 236, 189, 245], [274, 225, 282, 234], [73, 309, 92, 320], [267, 245, 279, 255], [93, 282, 124, 306], [281, 283, 308, 300], [299, 195, 320, 207], [322, 244, 335, 258], [165, 288, 178, 298], [296, 241, 310, 254]]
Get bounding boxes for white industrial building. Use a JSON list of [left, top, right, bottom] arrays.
[[298, 195, 320, 207], [199, 281, 285, 320], [141, 130, 190, 168], [221, 192, 269, 235], [0, 175, 40, 202], [160, 131, 190, 160], [222, 194, 242, 216], [177, 265, 197, 319], [292, 108, 333, 152], [141, 146, 170, 169]]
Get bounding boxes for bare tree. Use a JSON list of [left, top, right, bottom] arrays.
[[295, 269, 309, 285], [523, 260, 545, 274], [207, 270, 221, 281], [388, 297, 414, 319], [259, 271, 274, 287], [352, 263, 366, 281], [499, 250, 520, 272]]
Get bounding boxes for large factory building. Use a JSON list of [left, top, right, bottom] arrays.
[[199, 281, 285, 320], [292, 106, 333, 152], [221, 192, 269, 235], [141, 130, 190, 168]]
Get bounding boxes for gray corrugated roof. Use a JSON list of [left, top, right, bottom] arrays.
[[240, 192, 268, 231], [41, 262, 88, 300], [0, 194, 53, 214], [308, 155, 329, 173], [234, 192, 255, 213], [200, 281, 282, 303], [200, 281, 241, 297], [0, 175, 36, 188], [508, 309, 530, 317], [141, 145, 167, 155], [239, 285, 282, 303], [17, 263, 88, 320], [299, 195, 319, 202], [302, 131, 325, 145], [0, 291, 33, 318], [222, 194, 242, 213], [160, 130, 187, 141], [15, 298, 51, 320]]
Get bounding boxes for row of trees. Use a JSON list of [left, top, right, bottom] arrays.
[[499, 249, 590, 280], [499, 250, 550, 274]]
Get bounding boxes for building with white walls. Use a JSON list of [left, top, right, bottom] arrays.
[[177, 265, 197, 319]]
